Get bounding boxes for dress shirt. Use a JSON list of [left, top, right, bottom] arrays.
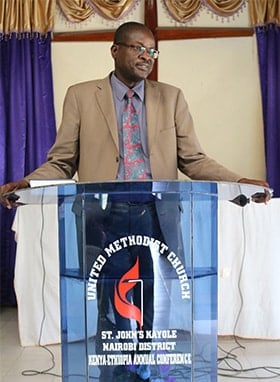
[[110, 72, 152, 180]]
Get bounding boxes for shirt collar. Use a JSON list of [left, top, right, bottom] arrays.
[[110, 72, 144, 102]]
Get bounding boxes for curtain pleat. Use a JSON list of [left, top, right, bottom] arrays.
[[207, 0, 244, 15], [163, 0, 245, 23], [0, 1, 56, 305], [164, 0, 201, 22], [258, 25, 280, 197], [88, 0, 138, 20], [249, 0, 280, 26], [0, 0, 55, 37], [57, 0, 94, 23], [249, 1, 280, 196], [57, 0, 139, 21]]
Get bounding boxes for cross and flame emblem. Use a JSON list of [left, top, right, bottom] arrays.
[[114, 257, 143, 329]]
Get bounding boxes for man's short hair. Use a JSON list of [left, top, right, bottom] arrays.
[[114, 22, 153, 44]]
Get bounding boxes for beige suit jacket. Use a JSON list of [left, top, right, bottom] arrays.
[[26, 75, 240, 183]]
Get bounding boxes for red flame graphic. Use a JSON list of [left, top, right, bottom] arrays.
[[114, 257, 143, 329]]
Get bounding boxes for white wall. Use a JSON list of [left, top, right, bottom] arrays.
[[51, 1, 266, 180], [158, 37, 265, 179]]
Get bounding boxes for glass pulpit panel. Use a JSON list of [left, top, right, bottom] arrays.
[[12, 181, 269, 382], [57, 181, 218, 382]]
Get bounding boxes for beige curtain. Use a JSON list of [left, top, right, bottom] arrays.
[[57, 0, 247, 24], [163, 0, 201, 21], [57, 0, 138, 22], [0, 0, 55, 36], [5, 0, 273, 31], [57, 0, 94, 22], [248, 0, 280, 26], [163, 0, 245, 23]]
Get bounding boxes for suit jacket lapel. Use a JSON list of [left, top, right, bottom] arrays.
[[94, 77, 160, 153], [95, 77, 119, 150]]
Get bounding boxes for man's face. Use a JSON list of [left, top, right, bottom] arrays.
[[111, 28, 156, 87]]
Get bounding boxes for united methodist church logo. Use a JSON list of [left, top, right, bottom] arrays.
[[87, 235, 190, 302], [114, 257, 143, 330], [87, 235, 192, 372]]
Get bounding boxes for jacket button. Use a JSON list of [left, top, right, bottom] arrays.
[[116, 157, 119, 162]]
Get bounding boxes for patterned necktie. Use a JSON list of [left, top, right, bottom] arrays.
[[122, 89, 147, 180]]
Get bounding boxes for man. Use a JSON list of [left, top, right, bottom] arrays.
[[0, 22, 270, 382], [0, 22, 269, 201]]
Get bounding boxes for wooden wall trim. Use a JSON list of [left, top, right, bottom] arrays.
[[52, 27, 253, 42], [145, 0, 158, 81], [52, 31, 115, 42], [156, 27, 254, 40], [145, 0, 157, 34]]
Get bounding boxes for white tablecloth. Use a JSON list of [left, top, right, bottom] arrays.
[[13, 198, 280, 346], [218, 198, 280, 339]]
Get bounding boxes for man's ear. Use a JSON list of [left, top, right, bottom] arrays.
[[111, 44, 118, 59]]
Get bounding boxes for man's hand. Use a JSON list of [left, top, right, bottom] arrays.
[[238, 178, 272, 204], [0, 180, 29, 209]]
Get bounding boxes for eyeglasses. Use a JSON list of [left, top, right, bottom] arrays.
[[115, 42, 159, 60]]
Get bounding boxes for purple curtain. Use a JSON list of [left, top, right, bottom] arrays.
[[0, 33, 56, 305], [255, 24, 280, 197]]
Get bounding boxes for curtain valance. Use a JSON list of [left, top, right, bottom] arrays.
[[2, 0, 278, 32], [56, 0, 246, 23], [163, 0, 246, 22], [57, 0, 140, 22], [0, 0, 55, 37]]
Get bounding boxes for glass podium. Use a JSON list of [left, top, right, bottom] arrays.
[[14, 180, 267, 382]]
